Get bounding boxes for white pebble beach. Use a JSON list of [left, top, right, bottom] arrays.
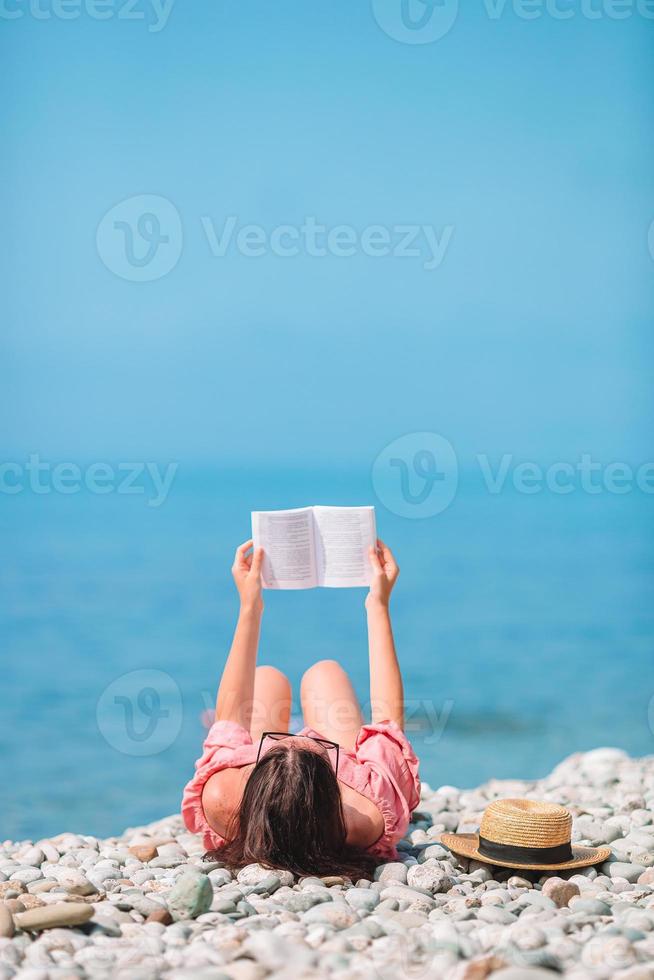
[[2, 747, 654, 980]]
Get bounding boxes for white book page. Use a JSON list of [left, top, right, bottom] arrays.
[[252, 508, 318, 590], [313, 506, 376, 588]]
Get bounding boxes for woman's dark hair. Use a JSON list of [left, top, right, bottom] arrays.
[[210, 744, 377, 881]]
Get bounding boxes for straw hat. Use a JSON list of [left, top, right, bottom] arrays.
[[440, 799, 611, 871]]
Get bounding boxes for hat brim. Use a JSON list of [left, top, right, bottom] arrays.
[[440, 832, 611, 872]]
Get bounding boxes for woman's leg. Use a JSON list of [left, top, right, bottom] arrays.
[[300, 660, 364, 752], [248, 665, 292, 743]]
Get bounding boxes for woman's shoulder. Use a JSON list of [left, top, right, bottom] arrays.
[[202, 764, 254, 838], [339, 781, 386, 849]]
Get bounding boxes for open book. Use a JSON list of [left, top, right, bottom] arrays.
[[251, 506, 376, 589]]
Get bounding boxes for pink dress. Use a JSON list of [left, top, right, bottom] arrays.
[[182, 719, 421, 861]]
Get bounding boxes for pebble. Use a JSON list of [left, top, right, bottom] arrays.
[[406, 861, 450, 893], [128, 845, 158, 863], [237, 864, 293, 888], [166, 871, 212, 921], [378, 909, 429, 931], [374, 862, 408, 884], [17, 896, 45, 911], [3, 899, 24, 914], [148, 854, 185, 869], [13, 903, 94, 931], [302, 904, 358, 929], [376, 897, 400, 912], [514, 891, 556, 911], [268, 890, 324, 913], [381, 883, 437, 912], [493, 970, 566, 980], [8, 869, 42, 885], [120, 888, 164, 917], [477, 905, 518, 924], [507, 876, 534, 890], [208, 868, 232, 887], [242, 871, 282, 895], [0, 906, 15, 938], [568, 896, 611, 915], [27, 881, 57, 895], [343, 888, 380, 912], [626, 830, 654, 848], [608, 862, 647, 882], [420, 844, 449, 862], [16, 849, 44, 869], [541, 878, 580, 908], [468, 863, 493, 882], [508, 924, 547, 949], [211, 896, 237, 913]]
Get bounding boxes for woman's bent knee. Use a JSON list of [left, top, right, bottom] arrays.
[[301, 659, 344, 687], [256, 665, 290, 686]]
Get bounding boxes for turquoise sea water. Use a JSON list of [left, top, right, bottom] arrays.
[[2, 466, 653, 842]]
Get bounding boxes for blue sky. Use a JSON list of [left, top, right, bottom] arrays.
[[2, 0, 653, 468]]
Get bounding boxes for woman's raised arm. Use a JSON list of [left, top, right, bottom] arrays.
[[214, 540, 264, 726], [366, 540, 404, 729]]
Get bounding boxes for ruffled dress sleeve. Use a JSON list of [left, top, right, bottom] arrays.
[[181, 720, 254, 851], [354, 720, 421, 859]]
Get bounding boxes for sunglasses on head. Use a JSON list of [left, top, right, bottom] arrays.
[[255, 731, 340, 775]]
